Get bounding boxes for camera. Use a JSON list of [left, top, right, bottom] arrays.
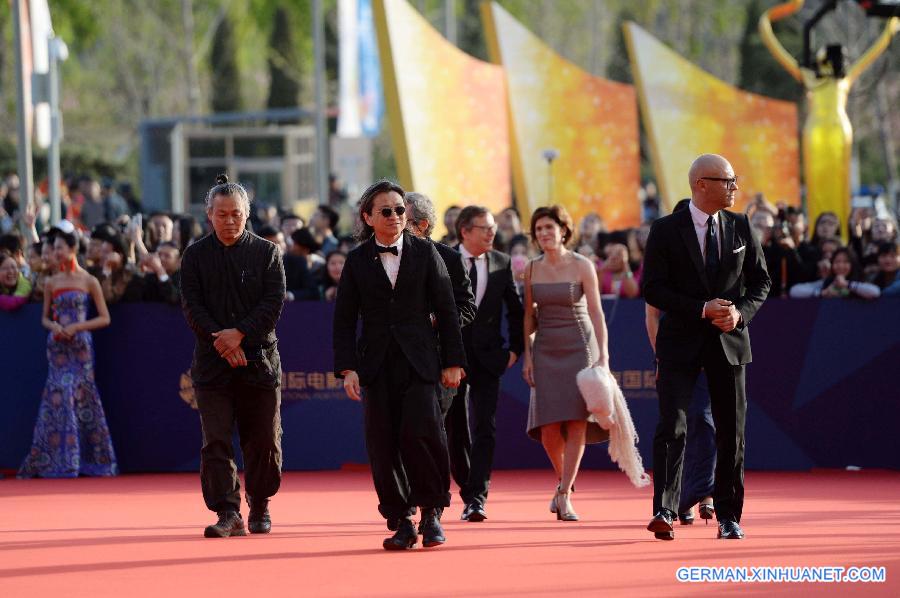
[[773, 209, 791, 240]]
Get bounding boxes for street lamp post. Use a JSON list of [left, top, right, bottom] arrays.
[[542, 148, 559, 204], [12, 0, 34, 215], [48, 36, 68, 225]]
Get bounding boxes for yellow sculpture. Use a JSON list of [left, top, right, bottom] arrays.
[[759, 0, 898, 240]]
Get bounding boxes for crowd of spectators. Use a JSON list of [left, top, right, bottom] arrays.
[[2, 172, 898, 314]]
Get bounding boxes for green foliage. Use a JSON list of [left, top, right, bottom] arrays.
[[0, 0, 891, 200], [738, 0, 804, 104], [0, 137, 123, 182], [210, 15, 242, 113], [607, 7, 635, 84], [459, 0, 487, 61], [267, 5, 301, 109], [43, 0, 102, 52], [857, 136, 888, 187]]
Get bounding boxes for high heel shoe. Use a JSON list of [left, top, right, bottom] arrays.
[[698, 502, 715, 525], [550, 483, 575, 513], [555, 492, 579, 521]]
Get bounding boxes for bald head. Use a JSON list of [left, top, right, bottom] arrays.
[[687, 154, 738, 214], [688, 154, 731, 191]]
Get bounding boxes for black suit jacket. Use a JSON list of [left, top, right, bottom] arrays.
[[641, 207, 770, 366], [434, 242, 476, 328], [181, 231, 285, 388], [333, 232, 467, 386], [457, 248, 525, 378]]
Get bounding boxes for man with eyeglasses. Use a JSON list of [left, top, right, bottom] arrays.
[[449, 206, 524, 522], [642, 154, 770, 541], [333, 180, 466, 550]]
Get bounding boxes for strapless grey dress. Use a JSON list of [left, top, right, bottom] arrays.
[[527, 282, 608, 444]]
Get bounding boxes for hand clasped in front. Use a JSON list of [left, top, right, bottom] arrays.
[[704, 299, 740, 333]]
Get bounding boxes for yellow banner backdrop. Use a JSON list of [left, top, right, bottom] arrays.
[[482, 2, 641, 230], [373, 0, 510, 237], [624, 22, 800, 213]]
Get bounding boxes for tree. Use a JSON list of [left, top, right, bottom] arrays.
[[210, 15, 242, 113], [459, 0, 487, 61], [266, 5, 301, 108], [738, 0, 804, 103], [606, 7, 636, 85]]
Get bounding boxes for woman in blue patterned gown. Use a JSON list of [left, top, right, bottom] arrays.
[[18, 225, 117, 478]]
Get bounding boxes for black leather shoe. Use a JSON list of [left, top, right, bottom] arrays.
[[204, 511, 247, 538], [383, 517, 417, 550], [248, 499, 271, 534], [462, 502, 487, 522], [654, 531, 675, 540], [417, 507, 441, 534], [419, 508, 446, 548], [678, 509, 694, 525], [647, 510, 675, 536], [717, 520, 744, 539]]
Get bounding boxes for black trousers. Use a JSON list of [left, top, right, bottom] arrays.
[[678, 372, 717, 514], [362, 339, 450, 521], [445, 366, 500, 507], [196, 381, 283, 513], [439, 383, 468, 493], [653, 343, 746, 523]]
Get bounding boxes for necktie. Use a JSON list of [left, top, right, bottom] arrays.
[[705, 215, 720, 286], [468, 257, 478, 293], [376, 245, 398, 256]]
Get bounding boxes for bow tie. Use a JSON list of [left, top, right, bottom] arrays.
[[376, 245, 398, 256]]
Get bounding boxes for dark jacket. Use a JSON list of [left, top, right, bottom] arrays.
[[181, 231, 286, 388], [333, 233, 467, 387], [284, 253, 320, 300], [433, 241, 476, 405], [456, 248, 525, 378], [642, 208, 770, 366], [434, 241, 476, 328], [143, 270, 181, 305]]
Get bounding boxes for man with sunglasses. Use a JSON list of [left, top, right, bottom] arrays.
[[333, 180, 466, 550], [642, 154, 770, 541]]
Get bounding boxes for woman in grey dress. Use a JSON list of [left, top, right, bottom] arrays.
[[522, 205, 610, 521]]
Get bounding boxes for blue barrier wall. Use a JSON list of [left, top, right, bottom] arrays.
[[2, 299, 898, 472]]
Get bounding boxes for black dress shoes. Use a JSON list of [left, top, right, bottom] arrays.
[[248, 499, 271, 534], [647, 510, 675, 539], [717, 520, 744, 539], [462, 502, 487, 522], [383, 517, 417, 550], [204, 511, 247, 538], [419, 508, 446, 548], [678, 509, 694, 525]]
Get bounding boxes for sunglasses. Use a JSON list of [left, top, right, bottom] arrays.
[[378, 206, 406, 218]]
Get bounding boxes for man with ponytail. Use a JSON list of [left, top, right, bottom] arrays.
[[181, 174, 287, 538]]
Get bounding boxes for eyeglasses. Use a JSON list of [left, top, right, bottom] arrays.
[[378, 206, 406, 218], [469, 224, 498, 233], [699, 176, 739, 188]]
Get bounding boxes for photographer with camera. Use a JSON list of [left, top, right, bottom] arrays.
[[750, 208, 809, 297]]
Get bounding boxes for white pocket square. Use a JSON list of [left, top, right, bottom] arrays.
[[732, 245, 746, 254]]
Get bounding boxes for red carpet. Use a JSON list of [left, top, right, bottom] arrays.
[[2, 470, 898, 597]]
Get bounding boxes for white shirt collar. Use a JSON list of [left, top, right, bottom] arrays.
[[375, 235, 403, 254], [689, 200, 718, 228]]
